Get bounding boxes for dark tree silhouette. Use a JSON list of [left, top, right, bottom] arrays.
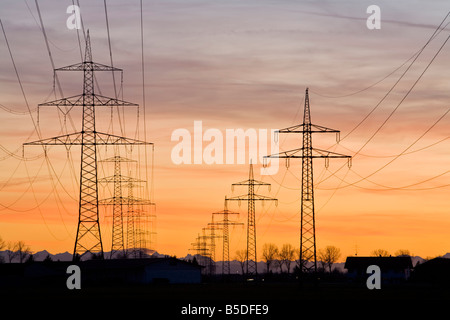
[[318, 246, 341, 273], [262, 243, 278, 274]]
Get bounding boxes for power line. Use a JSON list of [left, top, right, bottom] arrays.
[[311, 23, 450, 191], [309, 15, 450, 100], [0, 19, 41, 139], [316, 107, 449, 191], [342, 13, 450, 142]]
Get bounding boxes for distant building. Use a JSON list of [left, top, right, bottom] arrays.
[[411, 257, 450, 284], [344, 256, 413, 282], [0, 257, 202, 287]]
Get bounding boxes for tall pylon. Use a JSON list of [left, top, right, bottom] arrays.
[[227, 163, 277, 277], [24, 31, 153, 260], [265, 88, 351, 275], [209, 197, 243, 276]]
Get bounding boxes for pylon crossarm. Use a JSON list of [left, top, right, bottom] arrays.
[[24, 132, 83, 146], [99, 197, 155, 206], [277, 123, 339, 134], [98, 175, 145, 184], [56, 61, 122, 72], [264, 147, 303, 158], [207, 223, 223, 230], [39, 94, 84, 107], [100, 156, 137, 163], [310, 124, 340, 133], [232, 179, 271, 187], [265, 147, 351, 159], [23, 131, 153, 146], [212, 210, 239, 215], [38, 93, 138, 107], [95, 132, 153, 145], [277, 124, 305, 133], [209, 221, 243, 226], [92, 94, 138, 107], [227, 194, 277, 202]]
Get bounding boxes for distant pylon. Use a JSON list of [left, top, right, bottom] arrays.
[[265, 88, 351, 275], [227, 163, 277, 277], [99, 155, 136, 259], [190, 232, 210, 271], [24, 31, 153, 260], [202, 224, 222, 275], [99, 175, 154, 258], [209, 197, 243, 276]]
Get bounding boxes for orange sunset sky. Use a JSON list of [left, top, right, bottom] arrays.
[[0, 0, 449, 262]]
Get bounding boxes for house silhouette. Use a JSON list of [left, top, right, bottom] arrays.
[[344, 256, 413, 283]]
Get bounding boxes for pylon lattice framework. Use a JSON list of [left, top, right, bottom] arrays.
[[99, 170, 154, 258], [24, 31, 153, 260], [202, 223, 222, 275], [209, 197, 243, 276], [190, 232, 210, 271], [99, 155, 154, 258], [265, 88, 351, 274], [227, 163, 277, 277]]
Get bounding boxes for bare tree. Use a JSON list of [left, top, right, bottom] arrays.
[[279, 244, 295, 273], [235, 249, 247, 275], [16, 241, 32, 263], [261, 243, 278, 274], [274, 258, 283, 273], [318, 246, 341, 273], [6, 241, 18, 263], [371, 249, 390, 257], [0, 236, 5, 263], [395, 249, 411, 257]]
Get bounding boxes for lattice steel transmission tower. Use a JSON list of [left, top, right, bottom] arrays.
[[228, 163, 277, 277], [202, 224, 222, 275], [265, 88, 351, 275], [99, 156, 139, 258], [190, 232, 210, 271], [101, 175, 154, 258], [209, 197, 243, 276], [24, 31, 153, 260]]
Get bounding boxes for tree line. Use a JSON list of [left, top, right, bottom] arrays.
[[0, 236, 33, 263], [234, 243, 342, 274], [234, 244, 415, 274]]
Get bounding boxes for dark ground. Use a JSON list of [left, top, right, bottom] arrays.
[[1, 279, 449, 316]]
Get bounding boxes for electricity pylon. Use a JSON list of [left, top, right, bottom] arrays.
[[202, 224, 222, 275], [227, 163, 277, 277], [265, 88, 351, 275], [190, 232, 210, 271], [24, 31, 153, 260], [133, 208, 156, 257], [100, 176, 154, 258], [98, 155, 138, 259], [209, 197, 243, 276]]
